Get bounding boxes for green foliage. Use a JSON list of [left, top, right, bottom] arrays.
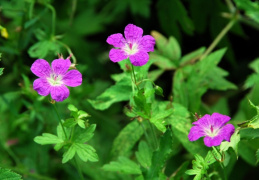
[[88, 76, 132, 110], [0, 54, 3, 76], [173, 48, 236, 112], [111, 120, 144, 157], [63, 104, 90, 128], [102, 156, 141, 175], [234, 0, 259, 24], [0, 167, 22, 180], [135, 141, 152, 168], [157, 0, 194, 39], [35, 120, 98, 164], [238, 100, 259, 129], [185, 151, 216, 180], [220, 130, 240, 158], [145, 129, 173, 179], [256, 149, 259, 164], [2, 0, 259, 179]]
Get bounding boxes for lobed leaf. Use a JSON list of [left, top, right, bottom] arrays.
[[102, 156, 141, 175], [135, 141, 152, 168], [0, 167, 22, 180]]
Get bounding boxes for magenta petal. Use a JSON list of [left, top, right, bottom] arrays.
[[63, 70, 82, 87], [109, 49, 128, 63], [107, 33, 126, 48], [204, 135, 224, 147], [188, 126, 206, 141], [124, 24, 143, 42], [193, 114, 212, 128], [50, 85, 70, 102], [33, 78, 51, 96], [210, 113, 231, 129], [218, 124, 235, 142], [31, 59, 51, 78], [139, 35, 155, 52], [129, 51, 149, 66], [51, 59, 71, 75]]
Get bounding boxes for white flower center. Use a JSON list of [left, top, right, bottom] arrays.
[[47, 74, 63, 86], [205, 125, 220, 137], [123, 42, 138, 55]]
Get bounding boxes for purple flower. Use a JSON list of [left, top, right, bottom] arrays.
[[31, 58, 82, 102], [106, 24, 155, 66], [188, 113, 235, 147]]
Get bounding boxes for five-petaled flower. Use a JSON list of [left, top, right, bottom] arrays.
[[188, 113, 235, 147], [106, 24, 155, 66], [31, 58, 82, 102]]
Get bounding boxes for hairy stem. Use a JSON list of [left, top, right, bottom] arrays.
[[131, 64, 139, 91], [74, 158, 84, 180], [148, 120, 159, 150], [53, 103, 68, 140], [199, 16, 237, 60], [46, 4, 56, 36]]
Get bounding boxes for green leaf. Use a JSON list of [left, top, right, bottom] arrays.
[[88, 76, 132, 110], [112, 120, 144, 157], [78, 119, 86, 129], [34, 133, 63, 145], [73, 124, 96, 143], [154, 85, 164, 97], [62, 144, 76, 163], [63, 118, 77, 128], [135, 141, 152, 168], [0, 53, 3, 76], [128, 0, 151, 18], [68, 104, 78, 112], [220, 130, 240, 157], [0, 167, 22, 180], [180, 47, 206, 66], [240, 128, 259, 139], [173, 48, 236, 112], [185, 169, 200, 176], [204, 151, 216, 165], [146, 129, 172, 179], [28, 40, 60, 59], [157, 0, 194, 40], [238, 140, 258, 166], [151, 31, 181, 62], [234, 0, 259, 24], [134, 88, 151, 117], [0, 68, 3, 76], [256, 149, 259, 164], [74, 143, 98, 162], [248, 57, 259, 73], [102, 156, 141, 174], [150, 53, 177, 70], [150, 101, 174, 133]]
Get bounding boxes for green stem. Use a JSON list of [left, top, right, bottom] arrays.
[[69, 0, 77, 26], [57, 41, 77, 64], [28, 1, 35, 19], [3, 144, 20, 165], [199, 17, 237, 60], [70, 126, 75, 141], [74, 158, 84, 180], [52, 103, 68, 140], [148, 120, 159, 150], [139, 121, 152, 148], [219, 162, 227, 180], [131, 64, 139, 91], [46, 4, 56, 36]]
